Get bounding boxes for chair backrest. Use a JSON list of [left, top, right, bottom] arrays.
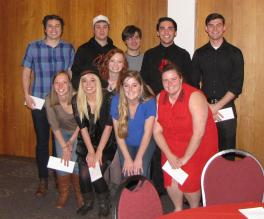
[[201, 149, 264, 206], [112, 175, 163, 219]]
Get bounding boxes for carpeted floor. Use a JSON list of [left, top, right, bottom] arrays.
[[0, 155, 174, 219]]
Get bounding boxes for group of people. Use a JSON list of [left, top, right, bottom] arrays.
[[21, 12, 244, 215]]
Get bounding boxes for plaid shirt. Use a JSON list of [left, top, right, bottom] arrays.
[[22, 39, 75, 98]]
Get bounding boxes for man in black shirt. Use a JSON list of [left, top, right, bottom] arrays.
[[141, 17, 192, 95], [141, 17, 192, 195], [192, 13, 244, 152], [71, 15, 116, 90]]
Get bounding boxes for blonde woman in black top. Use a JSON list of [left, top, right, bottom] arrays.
[[72, 70, 116, 217]]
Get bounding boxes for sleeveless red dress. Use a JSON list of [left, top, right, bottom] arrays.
[[158, 83, 218, 192]]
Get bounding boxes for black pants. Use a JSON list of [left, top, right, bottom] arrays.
[[150, 146, 166, 195], [216, 117, 237, 151], [76, 137, 116, 194], [216, 103, 237, 151], [78, 159, 109, 194]]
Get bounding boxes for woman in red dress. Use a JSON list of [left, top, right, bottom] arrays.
[[153, 61, 218, 211]]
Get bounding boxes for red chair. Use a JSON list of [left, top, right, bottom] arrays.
[[112, 175, 163, 219], [201, 149, 264, 206]]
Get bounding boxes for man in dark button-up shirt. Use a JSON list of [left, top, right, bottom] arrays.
[[192, 13, 244, 152], [141, 17, 192, 95]]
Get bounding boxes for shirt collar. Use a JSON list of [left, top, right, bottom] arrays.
[[207, 38, 227, 50], [40, 39, 64, 48], [159, 42, 176, 50], [163, 86, 185, 105]]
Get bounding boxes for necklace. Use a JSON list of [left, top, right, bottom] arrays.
[[108, 80, 116, 91]]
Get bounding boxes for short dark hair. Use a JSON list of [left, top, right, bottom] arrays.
[[156, 17, 177, 31], [205, 13, 225, 25], [121, 25, 142, 41], [42, 14, 64, 31], [160, 59, 183, 78]]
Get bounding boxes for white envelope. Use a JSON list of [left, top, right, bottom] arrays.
[[215, 107, 235, 122], [239, 207, 264, 219], [162, 160, 189, 185], [47, 156, 75, 173], [88, 161, 102, 182], [24, 95, 45, 110]]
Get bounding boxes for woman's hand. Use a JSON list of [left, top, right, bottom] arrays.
[[133, 157, 143, 175], [66, 139, 73, 152], [123, 157, 134, 177], [178, 156, 188, 167], [86, 152, 96, 168], [167, 152, 183, 169], [61, 146, 71, 166], [95, 149, 103, 165]]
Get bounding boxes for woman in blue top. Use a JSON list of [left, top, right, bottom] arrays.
[[111, 71, 156, 178]]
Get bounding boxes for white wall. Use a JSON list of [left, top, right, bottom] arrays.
[[168, 0, 196, 57]]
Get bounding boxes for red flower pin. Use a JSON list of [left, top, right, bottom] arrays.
[[159, 59, 168, 72]]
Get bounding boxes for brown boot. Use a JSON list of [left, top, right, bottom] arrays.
[[71, 174, 84, 208], [56, 175, 70, 209], [35, 178, 48, 197]]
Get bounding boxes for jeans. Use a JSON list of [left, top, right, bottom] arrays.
[[118, 138, 156, 179], [55, 129, 79, 176], [31, 108, 50, 179]]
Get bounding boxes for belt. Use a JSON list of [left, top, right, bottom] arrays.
[[207, 98, 219, 104]]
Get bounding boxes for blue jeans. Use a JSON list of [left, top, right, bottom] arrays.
[[31, 108, 50, 179], [118, 138, 156, 179], [55, 129, 79, 176]]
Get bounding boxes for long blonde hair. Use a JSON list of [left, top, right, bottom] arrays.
[[50, 71, 73, 107], [117, 71, 154, 138], [77, 71, 103, 122]]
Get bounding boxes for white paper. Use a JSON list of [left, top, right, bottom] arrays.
[[47, 156, 75, 173], [88, 161, 102, 182], [162, 160, 189, 185], [24, 95, 45, 110], [215, 107, 235, 122], [239, 207, 264, 219]]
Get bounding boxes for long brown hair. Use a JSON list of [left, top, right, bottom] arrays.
[[117, 71, 154, 138]]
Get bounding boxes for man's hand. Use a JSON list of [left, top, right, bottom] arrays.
[[25, 95, 36, 109]]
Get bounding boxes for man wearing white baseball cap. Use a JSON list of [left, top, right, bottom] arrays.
[[71, 14, 116, 90], [92, 14, 110, 26]]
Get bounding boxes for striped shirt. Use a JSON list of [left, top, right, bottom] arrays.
[[22, 39, 75, 98]]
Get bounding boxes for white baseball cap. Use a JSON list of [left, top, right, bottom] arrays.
[[92, 15, 110, 26]]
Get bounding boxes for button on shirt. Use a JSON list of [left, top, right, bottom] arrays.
[[191, 39, 244, 99], [22, 40, 75, 98]]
